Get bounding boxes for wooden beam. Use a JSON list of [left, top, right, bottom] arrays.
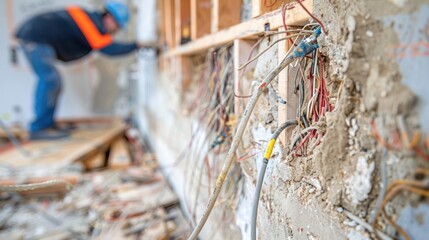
[[177, 56, 192, 90], [164, 0, 176, 49], [233, 39, 257, 117], [0, 125, 27, 140], [108, 138, 132, 169], [190, 0, 212, 40], [212, 0, 242, 33], [277, 27, 301, 145], [158, 0, 167, 47], [175, 0, 191, 46], [252, 0, 292, 18], [0, 174, 80, 196], [164, 0, 312, 57]]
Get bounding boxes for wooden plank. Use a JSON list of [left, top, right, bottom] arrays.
[[175, 0, 191, 45], [158, 0, 167, 47], [252, 0, 292, 18], [0, 125, 27, 140], [0, 120, 126, 169], [108, 138, 132, 170], [190, 0, 212, 40], [0, 174, 80, 196], [56, 116, 118, 124], [83, 151, 105, 170], [165, 0, 176, 49], [164, 0, 312, 57], [179, 56, 191, 90], [277, 27, 300, 145], [233, 39, 257, 117], [212, 0, 242, 33]]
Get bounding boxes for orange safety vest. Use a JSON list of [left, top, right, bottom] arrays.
[[67, 6, 112, 50]]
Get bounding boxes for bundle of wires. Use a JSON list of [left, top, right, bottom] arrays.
[[177, 46, 244, 228], [187, 25, 322, 240]]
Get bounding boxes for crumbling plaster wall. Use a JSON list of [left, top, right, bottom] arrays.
[[240, 0, 429, 239], [147, 0, 429, 239], [245, 0, 429, 239]]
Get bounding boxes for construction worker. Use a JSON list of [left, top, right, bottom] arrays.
[[15, 2, 151, 140]]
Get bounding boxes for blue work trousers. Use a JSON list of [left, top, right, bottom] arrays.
[[21, 42, 61, 132]]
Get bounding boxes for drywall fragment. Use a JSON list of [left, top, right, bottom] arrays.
[[345, 156, 375, 205]]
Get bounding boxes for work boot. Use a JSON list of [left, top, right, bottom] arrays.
[[29, 128, 70, 140]]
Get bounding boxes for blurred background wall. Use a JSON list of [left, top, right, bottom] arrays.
[[0, 0, 137, 128]]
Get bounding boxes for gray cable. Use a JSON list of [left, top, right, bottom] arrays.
[[343, 209, 393, 240], [252, 158, 268, 240], [188, 28, 320, 240], [369, 149, 388, 224], [251, 120, 297, 240]]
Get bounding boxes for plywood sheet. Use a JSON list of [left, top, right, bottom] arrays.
[[0, 120, 126, 169]]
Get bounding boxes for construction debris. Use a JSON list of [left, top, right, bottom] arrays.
[[0, 121, 190, 239]]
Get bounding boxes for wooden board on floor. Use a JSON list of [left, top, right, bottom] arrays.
[[0, 120, 126, 169], [108, 138, 132, 169], [0, 125, 27, 140]]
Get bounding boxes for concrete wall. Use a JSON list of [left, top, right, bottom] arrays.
[[140, 0, 429, 239]]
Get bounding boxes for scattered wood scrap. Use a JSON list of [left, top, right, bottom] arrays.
[[0, 120, 190, 239]]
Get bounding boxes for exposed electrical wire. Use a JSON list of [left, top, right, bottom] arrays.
[[295, 0, 327, 35], [369, 149, 388, 225], [372, 168, 429, 240], [343, 209, 393, 240], [282, 3, 295, 45], [251, 119, 297, 240], [187, 27, 321, 240], [238, 33, 311, 71]]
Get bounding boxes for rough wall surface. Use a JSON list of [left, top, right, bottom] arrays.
[[148, 1, 429, 239]]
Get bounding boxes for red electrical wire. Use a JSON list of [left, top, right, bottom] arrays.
[[237, 150, 262, 162], [295, 0, 328, 35], [281, 4, 294, 45], [294, 131, 313, 156]]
